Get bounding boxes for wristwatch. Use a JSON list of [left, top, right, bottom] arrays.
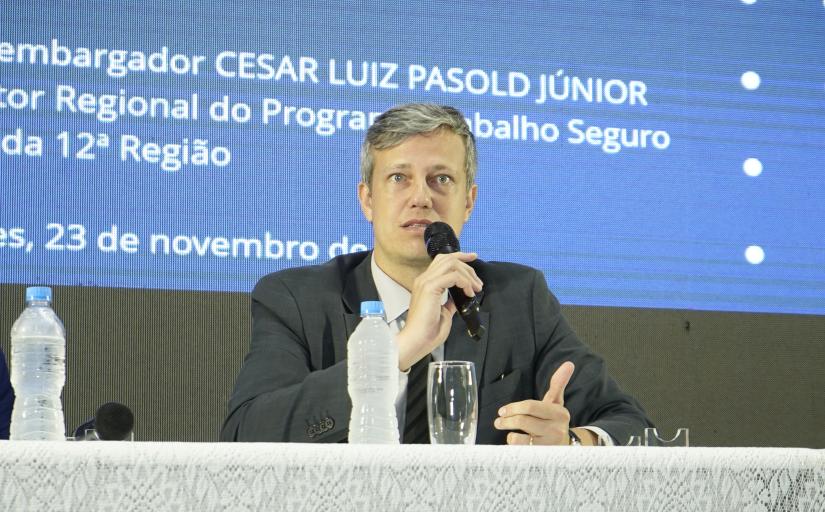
[[568, 429, 582, 446]]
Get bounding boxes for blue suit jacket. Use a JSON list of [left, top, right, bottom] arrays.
[[0, 347, 14, 439], [222, 251, 654, 444]]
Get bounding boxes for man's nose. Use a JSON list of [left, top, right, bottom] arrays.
[[409, 178, 433, 208]]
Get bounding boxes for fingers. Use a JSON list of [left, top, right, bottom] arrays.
[[432, 270, 481, 299], [498, 412, 569, 445], [497, 397, 572, 446], [411, 251, 483, 303], [495, 402, 570, 440], [423, 253, 483, 297], [440, 251, 478, 263], [497, 400, 570, 423], [543, 361, 575, 405], [495, 413, 564, 438], [506, 432, 532, 445], [505, 430, 568, 446]]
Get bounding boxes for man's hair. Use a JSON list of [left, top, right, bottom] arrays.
[[360, 103, 477, 191]]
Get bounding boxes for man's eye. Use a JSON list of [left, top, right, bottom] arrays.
[[436, 175, 452, 184], [390, 174, 404, 183]]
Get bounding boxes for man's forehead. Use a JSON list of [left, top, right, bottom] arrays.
[[373, 134, 465, 171]]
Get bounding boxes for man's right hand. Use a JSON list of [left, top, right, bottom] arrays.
[[395, 252, 483, 371]]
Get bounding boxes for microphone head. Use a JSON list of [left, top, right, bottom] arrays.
[[94, 402, 135, 441], [424, 222, 460, 258]]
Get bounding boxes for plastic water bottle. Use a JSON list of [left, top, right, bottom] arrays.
[[9, 287, 66, 441], [347, 301, 399, 444]]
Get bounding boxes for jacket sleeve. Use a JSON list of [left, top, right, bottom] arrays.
[[220, 275, 351, 442], [530, 270, 655, 445]]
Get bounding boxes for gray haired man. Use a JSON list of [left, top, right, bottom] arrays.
[[222, 103, 653, 445]]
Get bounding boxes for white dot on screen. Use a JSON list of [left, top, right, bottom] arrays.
[[743, 158, 763, 177], [741, 0, 756, 4], [741, 71, 761, 90], [745, 245, 765, 265]]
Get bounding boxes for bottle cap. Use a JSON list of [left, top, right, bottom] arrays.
[[26, 286, 52, 303], [360, 301, 384, 317]]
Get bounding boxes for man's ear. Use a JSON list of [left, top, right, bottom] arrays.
[[358, 181, 373, 222], [464, 184, 478, 222]]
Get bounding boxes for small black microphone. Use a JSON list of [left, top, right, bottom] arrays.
[[424, 222, 486, 341], [73, 402, 135, 441]]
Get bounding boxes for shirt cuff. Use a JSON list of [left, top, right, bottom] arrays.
[[579, 425, 615, 446]]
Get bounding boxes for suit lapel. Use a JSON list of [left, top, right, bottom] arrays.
[[444, 310, 490, 384], [339, 252, 379, 361]]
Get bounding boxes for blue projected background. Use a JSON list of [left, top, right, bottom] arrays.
[[1, 1, 824, 315]]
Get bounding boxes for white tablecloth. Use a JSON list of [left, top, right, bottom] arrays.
[[1, 442, 823, 511]]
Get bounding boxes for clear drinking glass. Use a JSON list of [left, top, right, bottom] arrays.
[[624, 435, 643, 446], [644, 427, 689, 447], [427, 361, 478, 444]]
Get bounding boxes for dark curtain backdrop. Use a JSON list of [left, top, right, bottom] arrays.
[[0, 283, 822, 446]]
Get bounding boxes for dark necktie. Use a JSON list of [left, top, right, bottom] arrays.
[[403, 354, 432, 444]]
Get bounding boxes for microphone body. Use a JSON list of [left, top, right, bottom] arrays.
[[73, 402, 135, 441], [424, 222, 486, 341]]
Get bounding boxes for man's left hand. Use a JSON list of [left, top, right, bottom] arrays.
[[494, 361, 586, 446]]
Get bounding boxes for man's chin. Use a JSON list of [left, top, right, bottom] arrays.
[[379, 247, 431, 270], [395, 247, 431, 265]]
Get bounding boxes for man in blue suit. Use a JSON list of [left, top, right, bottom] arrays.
[[0, 347, 13, 439]]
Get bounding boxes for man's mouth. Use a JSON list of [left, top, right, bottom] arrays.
[[401, 219, 433, 230]]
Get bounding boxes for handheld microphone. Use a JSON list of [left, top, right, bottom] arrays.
[[73, 402, 135, 441], [424, 222, 486, 340]]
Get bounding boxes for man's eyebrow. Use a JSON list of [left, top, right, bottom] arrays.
[[381, 163, 456, 173], [384, 163, 411, 172]]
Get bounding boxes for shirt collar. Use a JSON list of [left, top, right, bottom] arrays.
[[370, 254, 411, 324], [370, 254, 449, 324]]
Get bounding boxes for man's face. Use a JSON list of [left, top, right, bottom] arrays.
[[358, 128, 477, 272]]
